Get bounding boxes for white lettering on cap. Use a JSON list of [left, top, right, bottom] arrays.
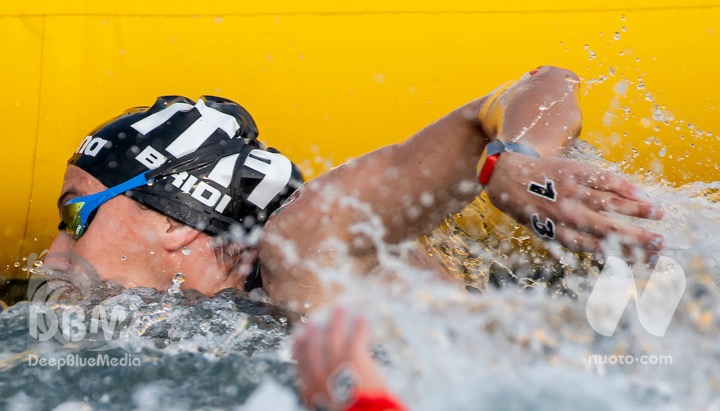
[[75, 136, 109, 157], [243, 149, 292, 209], [135, 145, 167, 170], [130, 102, 194, 135], [191, 182, 222, 207], [164, 99, 240, 158], [206, 154, 240, 188], [130, 99, 240, 159], [75, 136, 92, 153]]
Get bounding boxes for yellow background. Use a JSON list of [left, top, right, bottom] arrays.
[[2, 1, 719, 278]]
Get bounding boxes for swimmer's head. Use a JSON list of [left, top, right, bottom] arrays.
[[68, 95, 304, 239]]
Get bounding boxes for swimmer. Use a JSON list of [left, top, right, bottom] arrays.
[[47, 66, 664, 309]]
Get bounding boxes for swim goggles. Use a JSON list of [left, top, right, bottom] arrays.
[[58, 141, 255, 240]]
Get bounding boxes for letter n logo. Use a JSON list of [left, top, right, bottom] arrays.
[[586, 256, 686, 337]]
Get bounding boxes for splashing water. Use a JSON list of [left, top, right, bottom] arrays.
[[2, 141, 720, 410], [310, 141, 720, 411]]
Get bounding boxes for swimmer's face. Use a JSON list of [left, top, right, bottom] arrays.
[[45, 165, 255, 294], [47, 165, 177, 290], [47, 165, 254, 294]]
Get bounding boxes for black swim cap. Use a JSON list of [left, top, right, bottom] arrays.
[[68, 95, 304, 236]]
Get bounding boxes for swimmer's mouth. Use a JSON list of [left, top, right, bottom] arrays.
[[41, 253, 72, 276], [39, 251, 101, 280]]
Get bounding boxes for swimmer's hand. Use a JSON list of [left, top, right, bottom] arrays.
[[485, 152, 664, 258], [294, 308, 396, 411]]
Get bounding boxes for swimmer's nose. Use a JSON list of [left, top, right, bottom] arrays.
[[45, 232, 73, 272]]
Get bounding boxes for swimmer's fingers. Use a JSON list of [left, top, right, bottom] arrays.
[[551, 220, 661, 263], [294, 324, 326, 406], [567, 185, 663, 220], [552, 224, 602, 252], [571, 166, 642, 201], [293, 328, 315, 404], [347, 316, 388, 394], [566, 202, 663, 247], [326, 307, 350, 369], [349, 315, 369, 355]]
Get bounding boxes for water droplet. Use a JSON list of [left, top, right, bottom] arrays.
[[22, 257, 27, 261], [182, 247, 191, 255], [121, 255, 126, 261], [33, 237, 37, 242], [583, 44, 589, 50], [613, 32, 621, 40], [21, 266, 27, 272], [13, 262, 20, 268], [33, 260, 43, 268], [621, 14, 626, 21], [621, 26, 627, 32], [659, 147, 667, 157], [149, 250, 155, 255], [653, 108, 665, 121]]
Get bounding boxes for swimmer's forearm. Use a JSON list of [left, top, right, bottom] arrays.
[[369, 67, 583, 243], [264, 67, 583, 249], [259, 67, 584, 302], [476, 66, 582, 156]]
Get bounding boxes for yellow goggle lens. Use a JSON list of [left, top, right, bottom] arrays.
[[61, 202, 85, 238]]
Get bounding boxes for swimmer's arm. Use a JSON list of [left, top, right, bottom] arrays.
[[263, 67, 585, 250], [259, 67, 573, 306], [259, 66, 663, 308]]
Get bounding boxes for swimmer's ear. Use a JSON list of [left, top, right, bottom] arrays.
[[161, 217, 202, 251]]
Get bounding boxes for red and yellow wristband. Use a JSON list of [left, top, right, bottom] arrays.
[[477, 140, 540, 188]]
